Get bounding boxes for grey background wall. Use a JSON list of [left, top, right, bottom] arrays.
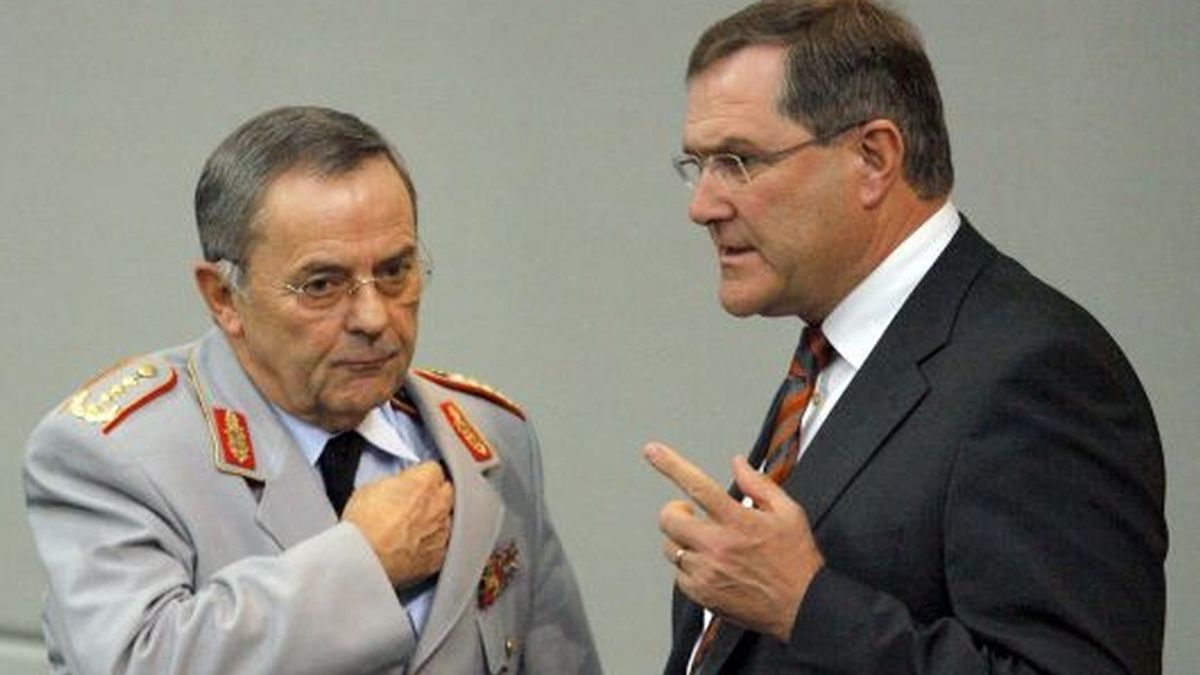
[[2, 1, 1196, 673]]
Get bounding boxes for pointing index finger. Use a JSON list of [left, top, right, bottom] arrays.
[[643, 442, 737, 522]]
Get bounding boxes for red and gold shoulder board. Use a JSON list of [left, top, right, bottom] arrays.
[[63, 356, 178, 435], [415, 368, 525, 420]]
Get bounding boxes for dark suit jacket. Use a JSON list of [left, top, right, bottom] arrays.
[[665, 220, 1167, 675]]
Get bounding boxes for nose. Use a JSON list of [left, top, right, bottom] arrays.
[[687, 171, 735, 227], [344, 281, 389, 338]]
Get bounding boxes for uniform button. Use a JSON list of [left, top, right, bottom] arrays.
[[505, 637, 516, 657]]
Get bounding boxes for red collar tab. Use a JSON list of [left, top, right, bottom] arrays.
[[439, 400, 499, 468], [213, 407, 257, 473]]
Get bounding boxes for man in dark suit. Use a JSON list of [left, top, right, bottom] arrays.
[[644, 1, 1167, 674]]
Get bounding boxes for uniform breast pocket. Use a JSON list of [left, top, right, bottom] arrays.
[[477, 602, 520, 674], [475, 537, 529, 673]]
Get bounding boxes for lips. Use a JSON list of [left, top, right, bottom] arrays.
[[718, 243, 757, 264], [336, 351, 399, 370]]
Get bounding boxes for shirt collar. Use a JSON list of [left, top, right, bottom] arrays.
[[273, 402, 426, 467], [822, 201, 960, 369]]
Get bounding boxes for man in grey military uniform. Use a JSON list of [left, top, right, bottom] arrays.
[[24, 106, 602, 675]]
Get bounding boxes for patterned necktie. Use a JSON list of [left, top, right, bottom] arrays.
[[761, 327, 832, 484], [318, 431, 366, 517], [689, 326, 833, 674]]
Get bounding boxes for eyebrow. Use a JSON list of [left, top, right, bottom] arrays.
[[292, 243, 418, 278], [682, 135, 766, 156], [371, 247, 418, 274]]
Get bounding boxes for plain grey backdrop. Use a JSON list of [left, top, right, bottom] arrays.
[[2, 1, 1196, 673]]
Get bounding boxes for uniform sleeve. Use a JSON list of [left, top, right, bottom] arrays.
[[518, 421, 604, 675], [24, 418, 415, 675], [785, 332, 1166, 675]]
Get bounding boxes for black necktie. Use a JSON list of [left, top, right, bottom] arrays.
[[318, 431, 365, 517]]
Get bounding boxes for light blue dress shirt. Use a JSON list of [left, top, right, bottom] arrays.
[[273, 401, 440, 635]]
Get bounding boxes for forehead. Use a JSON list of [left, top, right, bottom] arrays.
[[251, 156, 416, 260], [684, 44, 801, 150]]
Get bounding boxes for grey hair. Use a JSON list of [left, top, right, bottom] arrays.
[[194, 106, 417, 270], [214, 258, 246, 293]]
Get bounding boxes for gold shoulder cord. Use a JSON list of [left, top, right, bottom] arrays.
[[185, 349, 223, 470]]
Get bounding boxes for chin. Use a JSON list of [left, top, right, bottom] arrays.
[[718, 292, 766, 318], [718, 278, 779, 317]]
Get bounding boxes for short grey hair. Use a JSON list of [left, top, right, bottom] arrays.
[[194, 106, 417, 271]]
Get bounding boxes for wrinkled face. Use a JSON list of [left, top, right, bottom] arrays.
[[683, 45, 870, 322], [224, 156, 420, 431]]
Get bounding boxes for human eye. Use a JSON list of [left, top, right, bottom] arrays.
[[298, 273, 349, 300], [709, 154, 749, 183], [733, 151, 767, 170], [379, 256, 415, 280], [374, 256, 417, 294]]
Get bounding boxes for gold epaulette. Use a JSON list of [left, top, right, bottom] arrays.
[[414, 368, 525, 420], [60, 355, 177, 435]]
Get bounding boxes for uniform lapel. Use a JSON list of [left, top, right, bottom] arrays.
[[406, 373, 505, 671], [189, 330, 336, 549]]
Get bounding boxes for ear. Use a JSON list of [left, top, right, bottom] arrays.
[[854, 119, 905, 209], [194, 261, 245, 338]]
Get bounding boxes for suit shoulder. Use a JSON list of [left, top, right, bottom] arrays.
[[50, 352, 181, 437], [413, 368, 526, 420]]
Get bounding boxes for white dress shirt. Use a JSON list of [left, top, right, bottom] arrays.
[[798, 201, 960, 458]]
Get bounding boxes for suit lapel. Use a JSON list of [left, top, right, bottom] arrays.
[[188, 330, 335, 549], [406, 373, 505, 671], [787, 219, 996, 527]]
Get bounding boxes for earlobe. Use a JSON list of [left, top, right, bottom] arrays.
[[194, 262, 244, 337], [856, 121, 904, 209]]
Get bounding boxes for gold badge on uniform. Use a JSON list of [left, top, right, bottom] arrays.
[[478, 541, 520, 609], [416, 368, 525, 419], [440, 400, 495, 464], [66, 359, 177, 435], [213, 408, 257, 472]]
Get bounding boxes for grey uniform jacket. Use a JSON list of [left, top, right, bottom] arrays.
[[24, 329, 601, 675]]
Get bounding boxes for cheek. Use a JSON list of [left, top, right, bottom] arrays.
[[392, 301, 420, 340], [281, 320, 346, 381]]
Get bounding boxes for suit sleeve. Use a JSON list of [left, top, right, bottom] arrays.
[[24, 419, 415, 675], [787, 331, 1166, 674], [518, 420, 604, 675]]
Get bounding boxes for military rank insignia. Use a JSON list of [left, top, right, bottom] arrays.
[[440, 400, 496, 465], [213, 408, 257, 473], [65, 357, 177, 435], [478, 541, 520, 609], [416, 368, 525, 419]]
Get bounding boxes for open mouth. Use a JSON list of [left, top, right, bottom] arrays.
[[719, 244, 756, 261]]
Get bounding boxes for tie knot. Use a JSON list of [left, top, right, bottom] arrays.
[[318, 431, 366, 517], [788, 327, 832, 380], [324, 430, 366, 457]]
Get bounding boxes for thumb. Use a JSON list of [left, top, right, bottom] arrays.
[[731, 455, 787, 512]]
